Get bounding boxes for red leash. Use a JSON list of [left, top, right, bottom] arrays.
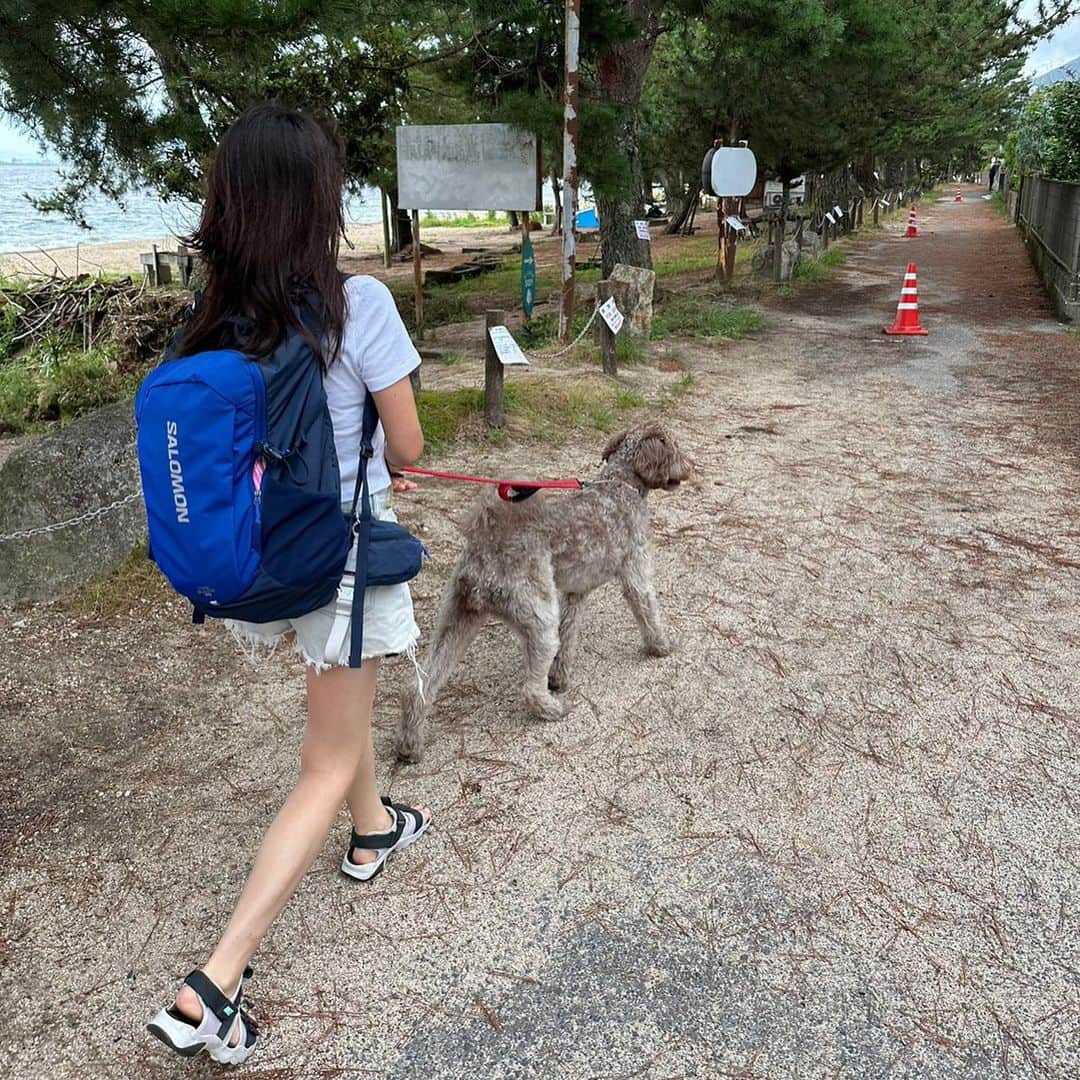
[[395, 466, 582, 503]]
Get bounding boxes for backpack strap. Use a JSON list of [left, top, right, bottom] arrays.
[[346, 395, 381, 668]]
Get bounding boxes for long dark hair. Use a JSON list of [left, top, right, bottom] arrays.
[[177, 103, 346, 370]]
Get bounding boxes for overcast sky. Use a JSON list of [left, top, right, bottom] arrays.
[[3, 9, 1080, 162]]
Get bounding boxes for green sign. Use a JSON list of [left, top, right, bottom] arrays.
[[521, 234, 537, 317]]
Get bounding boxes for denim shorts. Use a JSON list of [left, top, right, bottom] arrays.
[[225, 487, 421, 671]]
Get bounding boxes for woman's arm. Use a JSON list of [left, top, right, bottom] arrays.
[[373, 372, 424, 467]]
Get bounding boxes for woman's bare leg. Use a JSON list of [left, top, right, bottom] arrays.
[[343, 715, 430, 866], [175, 660, 380, 1028]]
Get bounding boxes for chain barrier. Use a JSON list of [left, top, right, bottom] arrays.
[[0, 490, 142, 544], [520, 303, 601, 360]]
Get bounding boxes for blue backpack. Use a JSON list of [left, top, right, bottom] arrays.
[[135, 304, 423, 667]]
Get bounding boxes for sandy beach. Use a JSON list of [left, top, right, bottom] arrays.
[[0, 218, 531, 280]]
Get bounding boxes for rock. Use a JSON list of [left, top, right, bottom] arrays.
[[799, 230, 824, 258], [609, 263, 657, 337], [780, 240, 802, 282], [0, 402, 144, 605]]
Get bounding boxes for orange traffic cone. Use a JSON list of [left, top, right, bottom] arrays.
[[954, 190, 963, 202], [884, 262, 928, 336], [905, 206, 918, 237]]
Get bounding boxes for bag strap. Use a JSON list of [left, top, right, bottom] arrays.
[[346, 394, 380, 668]]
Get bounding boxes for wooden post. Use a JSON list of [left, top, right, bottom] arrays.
[[484, 309, 506, 428], [380, 188, 392, 270], [595, 281, 618, 376], [411, 209, 423, 340], [559, 0, 581, 342], [873, 197, 880, 227]]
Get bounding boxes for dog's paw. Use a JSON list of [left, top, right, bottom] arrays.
[[525, 693, 568, 724], [394, 731, 425, 765], [644, 635, 676, 658]]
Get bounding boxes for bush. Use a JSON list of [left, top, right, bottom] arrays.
[[1012, 82, 1080, 182], [0, 343, 137, 434]]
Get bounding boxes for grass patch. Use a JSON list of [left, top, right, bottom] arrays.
[[0, 343, 138, 434], [615, 333, 648, 365], [991, 190, 1011, 220], [794, 247, 847, 283], [416, 375, 647, 452], [430, 350, 468, 366], [658, 372, 696, 410], [69, 544, 172, 619], [651, 296, 762, 340], [419, 211, 509, 229], [653, 234, 756, 278]]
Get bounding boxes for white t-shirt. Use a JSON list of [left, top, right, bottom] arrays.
[[324, 275, 421, 500]]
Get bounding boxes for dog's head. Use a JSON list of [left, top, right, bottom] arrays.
[[601, 424, 691, 492]]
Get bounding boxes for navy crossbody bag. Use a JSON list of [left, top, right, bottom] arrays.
[[344, 393, 427, 667]]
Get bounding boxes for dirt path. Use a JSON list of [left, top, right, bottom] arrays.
[[2, 186, 1078, 1079]]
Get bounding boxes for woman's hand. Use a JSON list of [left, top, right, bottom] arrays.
[[391, 474, 418, 494]]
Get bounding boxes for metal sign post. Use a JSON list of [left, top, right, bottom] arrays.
[[521, 219, 537, 320], [560, 0, 581, 343], [411, 209, 423, 339]]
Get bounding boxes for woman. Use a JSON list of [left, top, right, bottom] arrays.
[[146, 103, 431, 1065]]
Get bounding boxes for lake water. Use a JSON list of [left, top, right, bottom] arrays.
[[0, 162, 384, 253]]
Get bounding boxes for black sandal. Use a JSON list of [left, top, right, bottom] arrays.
[[147, 966, 258, 1064], [340, 796, 432, 882]]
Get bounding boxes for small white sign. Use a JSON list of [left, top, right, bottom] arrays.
[[598, 296, 624, 335], [899, 190, 904, 201], [725, 215, 747, 232], [833, 204, 844, 217], [873, 170, 880, 180], [824, 211, 836, 225], [488, 325, 529, 366], [880, 197, 891, 207], [634, 220, 651, 241]]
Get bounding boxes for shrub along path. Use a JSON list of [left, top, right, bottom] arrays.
[[1, 186, 1077, 1079]]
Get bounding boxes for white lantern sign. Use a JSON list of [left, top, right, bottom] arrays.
[[710, 146, 758, 197]]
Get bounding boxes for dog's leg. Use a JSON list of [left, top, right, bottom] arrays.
[[397, 588, 484, 764], [508, 587, 566, 723], [548, 592, 584, 691], [620, 552, 675, 657]]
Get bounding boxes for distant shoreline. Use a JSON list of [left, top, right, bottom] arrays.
[[0, 218, 529, 280]]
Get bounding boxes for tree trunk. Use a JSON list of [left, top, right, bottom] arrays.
[[665, 185, 699, 234], [550, 171, 562, 234], [594, 1, 661, 277], [773, 179, 790, 283]]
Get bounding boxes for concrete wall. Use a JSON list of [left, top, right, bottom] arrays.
[[1016, 174, 1080, 321]]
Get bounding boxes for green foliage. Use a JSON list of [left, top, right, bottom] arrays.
[[651, 298, 762, 341], [1012, 82, 1080, 182], [0, 302, 19, 361], [794, 248, 847, 283], [0, 361, 39, 434], [0, 342, 136, 434], [416, 375, 647, 451], [418, 212, 508, 228], [615, 334, 648, 366]]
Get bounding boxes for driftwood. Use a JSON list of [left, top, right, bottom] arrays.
[[0, 275, 190, 370]]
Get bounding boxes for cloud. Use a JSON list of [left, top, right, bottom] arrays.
[[1023, 6, 1080, 76]]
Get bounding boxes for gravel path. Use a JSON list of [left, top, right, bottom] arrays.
[[1, 186, 1077, 1079]]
